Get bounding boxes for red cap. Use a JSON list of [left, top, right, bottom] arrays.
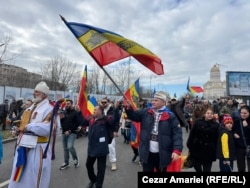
[[222, 115, 233, 126]]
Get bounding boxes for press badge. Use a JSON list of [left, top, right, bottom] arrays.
[[99, 137, 105, 142]]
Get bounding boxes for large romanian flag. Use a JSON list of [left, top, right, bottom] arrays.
[[60, 15, 164, 75], [186, 77, 204, 94]]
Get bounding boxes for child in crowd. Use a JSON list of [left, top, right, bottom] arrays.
[[216, 114, 235, 172]]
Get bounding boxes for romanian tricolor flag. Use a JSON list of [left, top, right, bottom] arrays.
[[78, 65, 92, 118], [78, 66, 98, 118], [186, 77, 204, 94], [124, 78, 140, 110], [60, 15, 164, 75], [13, 146, 27, 182], [87, 96, 98, 115], [123, 78, 141, 149]]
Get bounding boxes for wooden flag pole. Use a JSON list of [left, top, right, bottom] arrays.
[[99, 66, 129, 101]]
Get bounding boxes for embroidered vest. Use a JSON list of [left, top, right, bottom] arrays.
[[19, 105, 37, 131]]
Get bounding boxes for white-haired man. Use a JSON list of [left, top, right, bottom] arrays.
[[8, 81, 54, 188], [125, 91, 183, 172]]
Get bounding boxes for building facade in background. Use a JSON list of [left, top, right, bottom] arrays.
[[203, 64, 227, 100], [0, 63, 42, 88], [0, 63, 233, 102]]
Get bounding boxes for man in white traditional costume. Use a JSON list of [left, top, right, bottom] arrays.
[[8, 81, 54, 188]]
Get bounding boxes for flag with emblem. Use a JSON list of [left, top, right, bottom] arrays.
[[60, 15, 164, 75]]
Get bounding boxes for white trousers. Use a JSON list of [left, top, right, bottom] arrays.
[[108, 138, 116, 163]]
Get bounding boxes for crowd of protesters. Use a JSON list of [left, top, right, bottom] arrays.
[[175, 96, 250, 172], [1, 91, 250, 188], [129, 95, 250, 172]]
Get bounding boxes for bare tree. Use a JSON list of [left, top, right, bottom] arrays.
[[101, 71, 109, 94], [113, 63, 130, 93], [89, 65, 101, 94], [0, 34, 21, 64], [40, 56, 81, 91], [96, 61, 141, 95], [78, 60, 143, 96]]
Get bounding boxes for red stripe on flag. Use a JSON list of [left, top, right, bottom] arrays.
[[90, 41, 129, 67], [133, 54, 163, 75], [78, 66, 92, 118], [13, 166, 21, 182], [190, 86, 204, 93]]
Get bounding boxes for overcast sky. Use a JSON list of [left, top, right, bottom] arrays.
[[1, 0, 249, 97]]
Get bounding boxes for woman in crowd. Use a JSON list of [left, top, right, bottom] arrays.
[[232, 105, 250, 172], [187, 108, 220, 172]]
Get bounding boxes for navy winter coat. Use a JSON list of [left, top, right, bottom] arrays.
[[125, 107, 183, 169], [86, 108, 119, 157]]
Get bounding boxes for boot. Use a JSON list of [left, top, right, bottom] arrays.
[[132, 154, 137, 162], [111, 162, 117, 171]]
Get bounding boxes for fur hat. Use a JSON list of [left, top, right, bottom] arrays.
[[154, 91, 167, 102], [34, 81, 49, 95], [223, 115, 233, 126]]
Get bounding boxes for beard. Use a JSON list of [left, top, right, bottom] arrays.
[[32, 94, 43, 103]]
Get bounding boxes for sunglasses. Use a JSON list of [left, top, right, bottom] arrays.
[[101, 101, 107, 104]]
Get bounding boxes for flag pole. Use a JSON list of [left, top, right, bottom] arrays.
[[93, 65, 132, 104], [99, 66, 128, 100], [60, 15, 130, 103]]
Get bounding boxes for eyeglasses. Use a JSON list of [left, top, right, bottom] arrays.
[[101, 101, 107, 104]]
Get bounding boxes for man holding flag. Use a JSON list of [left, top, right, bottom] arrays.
[[123, 78, 142, 164], [76, 101, 120, 188], [125, 91, 183, 172]]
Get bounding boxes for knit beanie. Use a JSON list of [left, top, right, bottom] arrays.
[[34, 81, 49, 95], [154, 91, 167, 102], [222, 115, 233, 126]]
